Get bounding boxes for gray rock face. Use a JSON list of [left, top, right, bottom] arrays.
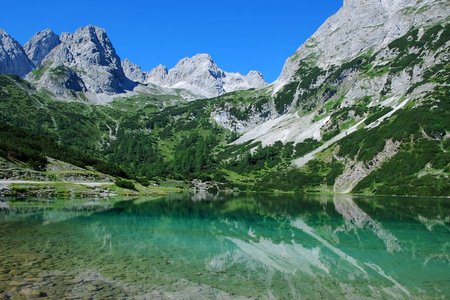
[[4, 25, 264, 101], [159, 54, 227, 97], [222, 70, 267, 93], [126, 54, 267, 98], [34, 65, 87, 99], [31, 25, 135, 101], [23, 29, 60, 66], [274, 0, 450, 92], [121, 58, 146, 83], [0, 29, 34, 76], [146, 64, 168, 86], [153, 54, 267, 98]]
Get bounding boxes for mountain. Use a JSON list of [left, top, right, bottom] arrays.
[[123, 54, 268, 98], [220, 0, 449, 194], [1, 26, 266, 102], [23, 29, 60, 66], [274, 0, 449, 93], [145, 64, 168, 86], [231, 0, 449, 145], [27, 25, 136, 102], [0, 29, 34, 76], [231, 0, 450, 144], [0, 0, 448, 197]]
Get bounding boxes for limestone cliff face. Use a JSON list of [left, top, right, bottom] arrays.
[[3, 25, 267, 101]]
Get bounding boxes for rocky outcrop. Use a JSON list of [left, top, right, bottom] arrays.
[[0, 29, 34, 76], [0, 158, 52, 181], [334, 140, 401, 193], [30, 65, 87, 98], [121, 58, 146, 83], [23, 29, 60, 66]]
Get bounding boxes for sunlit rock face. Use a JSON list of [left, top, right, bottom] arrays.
[[23, 29, 60, 66], [229, 0, 449, 157], [121, 58, 146, 83]]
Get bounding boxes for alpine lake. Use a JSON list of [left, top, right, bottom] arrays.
[[0, 193, 448, 299]]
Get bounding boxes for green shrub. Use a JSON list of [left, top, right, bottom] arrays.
[[115, 179, 137, 191]]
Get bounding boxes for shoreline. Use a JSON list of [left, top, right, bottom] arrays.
[[0, 179, 183, 199], [0, 179, 448, 200]]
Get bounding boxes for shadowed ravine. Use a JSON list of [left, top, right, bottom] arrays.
[[0, 194, 449, 299]]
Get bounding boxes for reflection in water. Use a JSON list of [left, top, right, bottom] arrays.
[[418, 214, 450, 232], [227, 237, 327, 275], [0, 193, 449, 299], [291, 218, 367, 275], [333, 195, 401, 252]]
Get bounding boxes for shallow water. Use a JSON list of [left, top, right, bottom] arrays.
[[0, 194, 449, 299]]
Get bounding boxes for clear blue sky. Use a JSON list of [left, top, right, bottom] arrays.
[[2, 0, 342, 82]]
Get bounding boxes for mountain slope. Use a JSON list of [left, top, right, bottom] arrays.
[[274, 0, 449, 93]]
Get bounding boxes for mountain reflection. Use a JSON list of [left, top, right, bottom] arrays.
[[0, 193, 448, 299]]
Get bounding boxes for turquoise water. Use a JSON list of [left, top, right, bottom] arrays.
[[0, 194, 449, 299]]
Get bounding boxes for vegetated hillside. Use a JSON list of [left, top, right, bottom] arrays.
[[0, 117, 127, 179], [0, 21, 449, 196], [105, 22, 450, 196]]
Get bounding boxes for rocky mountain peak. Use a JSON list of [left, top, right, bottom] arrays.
[[145, 64, 168, 85], [0, 29, 34, 76], [150, 64, 168, 75], [171, 53, 224, 80], [8, 23, 266, 101], [23, 28, 60, 66], [32, 24, 135, 100], [162, 53, 268, 97], [65, 25, 121, 69], [246, 71, 266, 85], [124, 54, 267, 98], [274, 0, 448, 93]]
